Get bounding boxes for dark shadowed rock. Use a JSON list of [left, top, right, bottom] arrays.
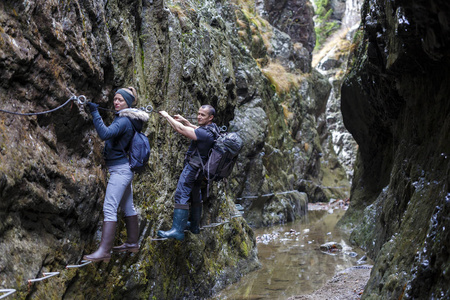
[[339, 0, 450, 298], [260, 0, 316, 53]]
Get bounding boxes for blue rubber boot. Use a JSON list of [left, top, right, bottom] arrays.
[[186, 204, 202, 234], [157, 208, 189, 241]]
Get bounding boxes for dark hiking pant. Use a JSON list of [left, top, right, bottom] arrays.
[[174, 163, 203, 206]]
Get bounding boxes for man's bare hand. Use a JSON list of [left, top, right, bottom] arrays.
[[159, 110, 169, 118], [174, 114, 188, 125]]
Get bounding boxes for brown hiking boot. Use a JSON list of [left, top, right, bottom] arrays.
[[112, 215, 140, 253], [83, 221, 117, 262]]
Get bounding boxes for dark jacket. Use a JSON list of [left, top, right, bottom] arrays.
[[90, 108, 149, 167], [185, 123, 218, 167]]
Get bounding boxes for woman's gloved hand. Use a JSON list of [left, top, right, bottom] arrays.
[[86, 102, 99, 113]]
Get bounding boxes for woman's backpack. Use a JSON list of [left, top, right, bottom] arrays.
[[121, 121, 151, 173]]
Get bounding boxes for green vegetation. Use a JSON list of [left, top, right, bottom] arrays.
[[314, 0, 340, 51]]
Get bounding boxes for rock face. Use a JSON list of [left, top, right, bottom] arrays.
[[340, 0, 450, 298], [313, 0, 362, 182], [259, 0, 315, 54], [0, 0, 348, 298]]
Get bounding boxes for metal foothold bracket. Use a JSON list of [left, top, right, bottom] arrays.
[[28, 272, 60, 283], [0, 289, 16, 299], [66, 260, 92, 269]]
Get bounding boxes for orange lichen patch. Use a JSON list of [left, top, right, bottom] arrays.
[[238, 30, 247, 38], [236, 19, 247, 28], [260, 31, 272, 52], [168, 4, 186, 17], [231, 0, 256, 14], [281, 103, 294, 120], [293, 42, 304, 51], [261, 62, 289, 93], [50, 58, 64, 79], [252, 34, 260, 44], [304, 142, 310, 152], [261, 62, 304, 94]]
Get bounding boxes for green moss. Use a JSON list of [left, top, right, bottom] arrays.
[[268, 83, 276, 92], [313, 0, 340, 51], [239, 241, 249, 257]]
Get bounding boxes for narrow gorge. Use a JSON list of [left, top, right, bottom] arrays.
[[0, 0, 449, 299]]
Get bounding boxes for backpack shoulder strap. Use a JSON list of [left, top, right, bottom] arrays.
[[119, 117, 138, 155], [204, 123, 220, 139], [189, 124, 217, 159]]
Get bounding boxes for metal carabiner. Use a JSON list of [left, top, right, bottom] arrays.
[[142, 104, 154, 113], [219, 125, 227, 132], [76, 95, 87, 105]]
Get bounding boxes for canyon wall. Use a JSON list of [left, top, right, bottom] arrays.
[[340, 0, 450, 298], [0, 0, 348, 298]]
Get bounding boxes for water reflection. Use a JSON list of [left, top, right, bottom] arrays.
[[213, 208, 368, 299]]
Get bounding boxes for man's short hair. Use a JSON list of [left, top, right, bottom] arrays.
[[201, 104, 215, 117]]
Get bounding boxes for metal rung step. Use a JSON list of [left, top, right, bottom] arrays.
[[66, 260, 92, 269], [0, 289, 16, 299], [28, 272, 60, 283]]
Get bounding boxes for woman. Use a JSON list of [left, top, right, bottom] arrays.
[[84, 87, 149, 262]]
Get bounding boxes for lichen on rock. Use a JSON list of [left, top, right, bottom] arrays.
[[0, 0, 351, 298]]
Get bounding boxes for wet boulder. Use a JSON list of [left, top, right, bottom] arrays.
[[320, 242, 343, 253]]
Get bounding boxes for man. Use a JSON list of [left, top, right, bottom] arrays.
[[158, 105, 218, 240]]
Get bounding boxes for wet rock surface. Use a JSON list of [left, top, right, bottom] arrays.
[[339, 0, 450, 298], [258, 0, 315, 54], [319, 241, 343, 253], [0, 0, 350, 298]]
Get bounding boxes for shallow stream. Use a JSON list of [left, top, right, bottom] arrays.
[[213, 207, 369, 299]]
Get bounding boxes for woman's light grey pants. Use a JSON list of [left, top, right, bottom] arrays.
[[103, 163, 136, 222]]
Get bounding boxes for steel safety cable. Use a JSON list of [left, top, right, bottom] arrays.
[[0, 96, 86, 116], [0, 95, 154, 116], [236, 185, 348, 201]]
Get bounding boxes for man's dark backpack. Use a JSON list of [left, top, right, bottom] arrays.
[[199, 129, 243, 182], [121, 121, 151, 173]]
